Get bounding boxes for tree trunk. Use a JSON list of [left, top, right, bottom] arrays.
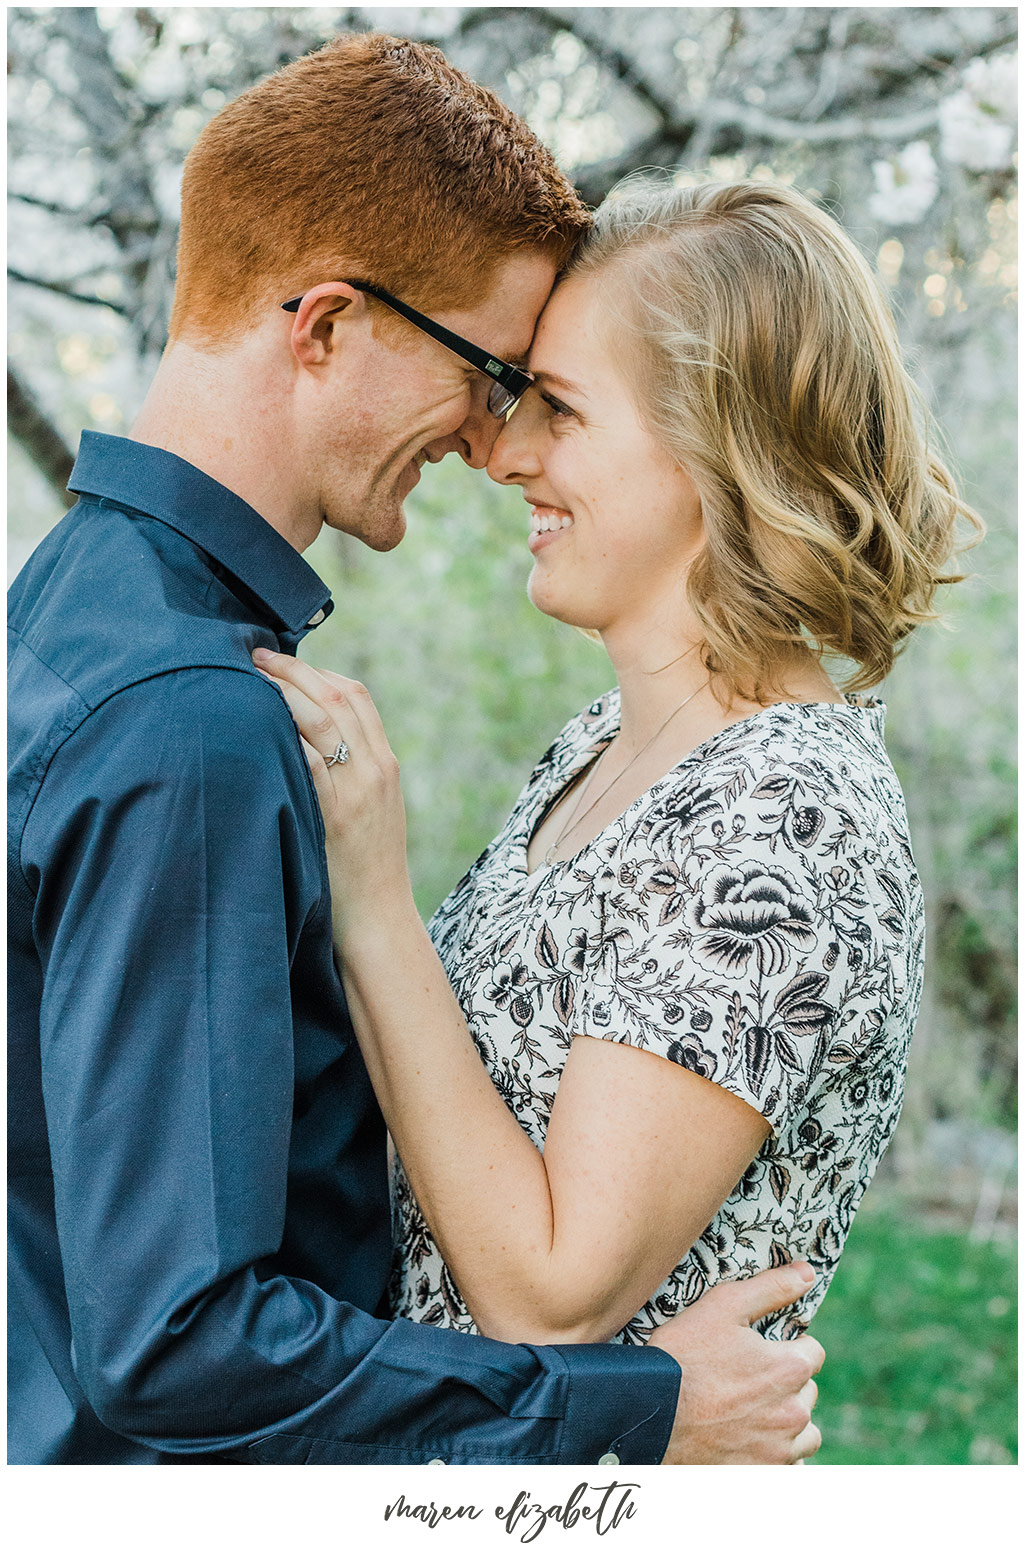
[[7, 369, 76, 508]]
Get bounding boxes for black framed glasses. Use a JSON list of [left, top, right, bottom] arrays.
[[281, 281, 534, 417]]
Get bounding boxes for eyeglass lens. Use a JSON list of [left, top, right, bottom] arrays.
[[487, 383, 516, 417]]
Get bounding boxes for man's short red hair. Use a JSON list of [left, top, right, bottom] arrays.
[[169, 33, 591, 346]]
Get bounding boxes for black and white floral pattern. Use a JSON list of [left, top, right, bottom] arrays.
[[389, 692, 923, 1341]]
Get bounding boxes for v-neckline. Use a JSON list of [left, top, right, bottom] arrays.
[[518, 692, 869, 883]]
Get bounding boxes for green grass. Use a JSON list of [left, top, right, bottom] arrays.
[[810, 1201, 1017, 1463]]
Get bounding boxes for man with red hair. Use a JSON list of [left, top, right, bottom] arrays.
[[9, 34, 823, 1465]]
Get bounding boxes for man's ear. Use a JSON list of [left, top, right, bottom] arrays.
[[285, 282, 367, 366]]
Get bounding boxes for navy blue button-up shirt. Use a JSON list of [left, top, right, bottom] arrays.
[[8, 432, 680, 1465]]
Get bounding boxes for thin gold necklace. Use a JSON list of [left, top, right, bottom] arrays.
[[543, 678, 711, 867]]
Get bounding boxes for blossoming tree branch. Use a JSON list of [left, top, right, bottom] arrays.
[[7, 5, 1017, 501]]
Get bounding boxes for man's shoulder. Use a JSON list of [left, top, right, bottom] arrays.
[[8, 497, 283, 711], [9, 498, 309, 841], [43, 661, 300, 780], [13, 663, 314, 878]]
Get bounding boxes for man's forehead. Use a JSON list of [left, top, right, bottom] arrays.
[[459, 252, 558, 359]]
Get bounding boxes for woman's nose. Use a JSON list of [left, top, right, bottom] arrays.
[[486, 399, 542, 487]]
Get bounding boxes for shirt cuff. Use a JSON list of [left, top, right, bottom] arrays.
[[546, 1342, 681, 1464]]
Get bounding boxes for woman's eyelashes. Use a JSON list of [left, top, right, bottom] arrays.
[[540, 391, 577, 421]]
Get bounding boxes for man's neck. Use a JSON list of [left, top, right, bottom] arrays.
[[129, 340, 321, 554]]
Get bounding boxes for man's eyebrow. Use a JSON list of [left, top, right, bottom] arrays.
[[530, 369, 586, 397], [475, 349, 528, 372]]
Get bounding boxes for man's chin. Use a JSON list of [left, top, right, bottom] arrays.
[[365, 521, 406, 553], [321, 503, 407, 553]]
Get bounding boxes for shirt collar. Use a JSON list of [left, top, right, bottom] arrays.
[[67, 431, 334, 638]]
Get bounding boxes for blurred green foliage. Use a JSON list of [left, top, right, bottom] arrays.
[[878, 306, 1017, 1137], [811, 1199, 1017, 1464]]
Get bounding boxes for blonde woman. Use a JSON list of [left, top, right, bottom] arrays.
[[255, 182, 974, 1380]]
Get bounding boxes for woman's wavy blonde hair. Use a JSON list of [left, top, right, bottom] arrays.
[[569, 177, 981, 699]]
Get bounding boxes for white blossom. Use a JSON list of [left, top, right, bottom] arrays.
[[869, 140, 940, 226], [940, 52, 1018, 172], [962, 53, 1018, 122]]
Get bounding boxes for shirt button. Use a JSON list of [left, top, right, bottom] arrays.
[[307, 609, 327, 627], [427, 1458, 446, 1465], [598, 1452, 620, 1466]]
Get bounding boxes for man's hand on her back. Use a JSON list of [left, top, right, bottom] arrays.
[[649, 1262, 824, 1464]]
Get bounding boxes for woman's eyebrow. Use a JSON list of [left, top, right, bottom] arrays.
[[529, 369, 586, 396]]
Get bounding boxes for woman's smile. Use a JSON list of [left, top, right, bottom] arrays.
[[528, 504, 575, 553], [489, 273, 705, 640]]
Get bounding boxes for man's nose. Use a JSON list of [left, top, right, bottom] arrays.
[[458, 400, 505, 469], [422, 395, 501, 471], [486, 399, 540, 487]]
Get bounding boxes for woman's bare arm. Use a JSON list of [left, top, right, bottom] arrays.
[[343, 902, 767, 1342]]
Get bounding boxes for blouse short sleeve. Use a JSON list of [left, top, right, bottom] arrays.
[[574, 744, 911, 1136]]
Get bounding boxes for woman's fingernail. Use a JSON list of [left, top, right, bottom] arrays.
[[794, 1261, 816, 1285], [253, 647, 274, 663]]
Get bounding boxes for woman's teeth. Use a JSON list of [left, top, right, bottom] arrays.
[[530, 506, 574, 534]]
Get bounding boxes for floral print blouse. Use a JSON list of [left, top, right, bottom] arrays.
[[388, 690, 923, 1341]]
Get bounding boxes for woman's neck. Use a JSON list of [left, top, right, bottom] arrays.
[[599, 609, 718, 752], [604, 630, 842, 757], [611, 646, 710, 754]]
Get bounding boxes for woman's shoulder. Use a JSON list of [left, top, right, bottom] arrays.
[[701, 695, 889, 773], [683, 696, 894, 799], [555, 686, 622, 753], [632, 696, 915, 869]]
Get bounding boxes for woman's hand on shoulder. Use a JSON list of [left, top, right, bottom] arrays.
[[252, 649, 413, 936]]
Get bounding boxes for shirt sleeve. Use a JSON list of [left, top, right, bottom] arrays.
[[20, 666, 679, 1464], [576, 759, 892, 1136]]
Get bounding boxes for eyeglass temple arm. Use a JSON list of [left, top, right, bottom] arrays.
[[281, 285, 531, 394]]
